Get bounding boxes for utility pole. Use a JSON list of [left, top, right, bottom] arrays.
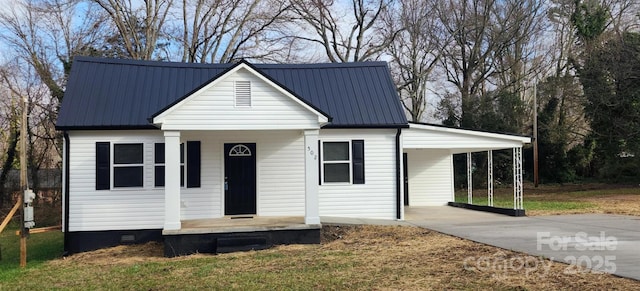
[[19, 92, 28, 268], [533, 82, 539, 187]]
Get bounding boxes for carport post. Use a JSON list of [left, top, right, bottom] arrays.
[[487, 150, 493, 207], [467, 152, 472, 204], [512, 147, 523, 210]]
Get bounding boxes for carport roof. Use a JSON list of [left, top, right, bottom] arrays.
[[403, 122, 531, 153]]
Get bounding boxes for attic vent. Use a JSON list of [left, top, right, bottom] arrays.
[[235, 80, 251, 107]]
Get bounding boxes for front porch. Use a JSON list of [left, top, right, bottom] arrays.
[[163, 216, 321, 257]]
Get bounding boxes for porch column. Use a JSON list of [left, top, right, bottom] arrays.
[[513, 146, 523, 210], [304, 129, 320, 225], [164, 130, 181, 230]]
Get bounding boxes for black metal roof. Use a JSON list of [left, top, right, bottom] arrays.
[[56, 57, 408, 130]]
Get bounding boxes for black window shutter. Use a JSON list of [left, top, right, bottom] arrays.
[[352, 140, 365, 184], [96, 142, 110, 190], [186, 141, 201, 188]]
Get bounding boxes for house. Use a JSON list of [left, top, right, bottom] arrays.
[[56, 57, 530, 256]]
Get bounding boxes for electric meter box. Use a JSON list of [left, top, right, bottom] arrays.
[[24, 189, 35, 203], [23, 189, 36, 229]]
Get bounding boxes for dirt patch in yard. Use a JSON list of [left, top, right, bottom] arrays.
[[40, 225, 640, 290], [54, 242, 166, 266], [582, 194, 640, 216]]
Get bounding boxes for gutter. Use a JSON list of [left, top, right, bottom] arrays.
[[395, 128, 402, 219], [63, 131, 70, 255]]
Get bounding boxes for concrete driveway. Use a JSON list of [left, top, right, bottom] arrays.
[[405, 206, 640, 281]]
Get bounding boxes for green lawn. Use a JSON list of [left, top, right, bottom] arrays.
[[454, 192, 597, 211], [454, 184, 640, 215], [0, 227, 64, 281]]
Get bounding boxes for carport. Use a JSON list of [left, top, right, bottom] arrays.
[[400, 123, 531, 219]]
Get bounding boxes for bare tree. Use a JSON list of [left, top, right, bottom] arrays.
[[435, 0, 543, 128], [491, 0, 545, 96], [177, 0, 291, 63], [0, 0, 108, 103], [603, 0, 640, 34], [0, 60, 58, 206], [0, 68, 20, 208], [382, 0, 443, 122], [544, 0, 590, 144], [92, 0, 173, 60], [290, 0, 394, 62], [435, 0, 499, 127], [0, 0, 108, 207], [548, 0, 578, 76]]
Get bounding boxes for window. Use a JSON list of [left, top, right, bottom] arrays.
[[228, 144, 252, 156], [95, 141, 201, 190], [322, 142, 350, 183], [321, 140, 365, 184], [113, 143, 143, 188], [235, 80, 251, 107], [154, 141, 201, 188]]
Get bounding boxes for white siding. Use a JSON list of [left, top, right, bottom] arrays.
[[158, 69, 320, 130], [405, 149, 454, 206], [67, 130, 306, 231], [67, 131, 165, 231], [319, 129, 397, 219]]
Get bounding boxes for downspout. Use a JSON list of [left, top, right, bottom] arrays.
[[63, 131, 70, 255], [395, 128, 402, 219]]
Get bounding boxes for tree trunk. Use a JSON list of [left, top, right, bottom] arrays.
[[0, 127, 19, 209]]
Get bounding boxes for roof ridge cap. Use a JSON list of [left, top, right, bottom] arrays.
[[73, 56, 230, 68], [73, 56, 387, 69]]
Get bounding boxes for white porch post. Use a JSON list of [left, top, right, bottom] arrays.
[[467, 152, 472, 204], [513, 147, 523, 210], [164, 130, 181, 230], [487, 150, 494, 207], [304, 129, 320, 225]]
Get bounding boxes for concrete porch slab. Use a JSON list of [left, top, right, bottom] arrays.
[[163, 216, 319, 235]]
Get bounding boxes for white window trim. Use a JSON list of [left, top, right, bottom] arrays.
[[320, 140, 353, 185], [111, 142, 144, 189]]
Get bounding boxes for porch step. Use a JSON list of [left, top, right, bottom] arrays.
[[216, 236, 268, 253], [163, 228, 321, 257]]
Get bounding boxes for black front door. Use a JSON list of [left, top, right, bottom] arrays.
[[224, 143, 257, 215]]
